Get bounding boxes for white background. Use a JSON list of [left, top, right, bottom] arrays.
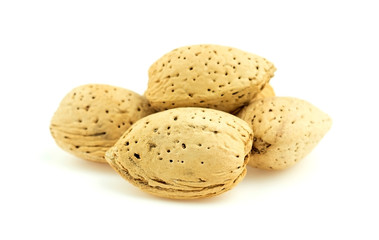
[[1, 0, 378, 239]]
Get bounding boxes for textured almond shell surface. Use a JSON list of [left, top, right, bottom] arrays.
[[50, 84, 154, 163], [145, 44, 276, 113], [238, 97, 332, 170], [105, 107, 253, 199], [253, 84, 275, 100], [231, 83, 276, 116]]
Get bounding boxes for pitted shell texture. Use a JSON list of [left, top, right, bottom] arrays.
[[238, 97, 332, 170], [105, 107, 253, 199], [50, 84, 155, 163], [145, 44, 276, 113], [253, 83, 275, 100]]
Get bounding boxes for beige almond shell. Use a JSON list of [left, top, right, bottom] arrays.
[[145, 44, 276, 113], [50, 84, 155, 163], [253, 83, 275, 100], [238, 97, 332, 170], [105, 107, 253, 199], [230, 84, 275, 116]]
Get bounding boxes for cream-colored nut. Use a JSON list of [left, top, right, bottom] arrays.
[[238, 97, 332, 170], [105, 107, 253, 199], [145, 44, 276, 113], [253, 83, 275, 100], [231, 83, 276, 116], [50, 84, 155, 163]]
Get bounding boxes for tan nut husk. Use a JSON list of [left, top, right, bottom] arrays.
[[145, 44, 276, 113], [50, 84, 155, 163], [238, 97, 332, 170], [253, 83, 275, 100], [105, 107, 253, 199]]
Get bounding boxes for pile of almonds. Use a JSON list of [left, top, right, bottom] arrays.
[[50, 44, 332, 199]]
